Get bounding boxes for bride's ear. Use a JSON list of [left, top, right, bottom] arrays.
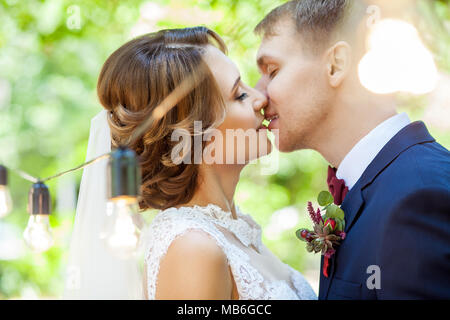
[[325, 41, 352, 88]]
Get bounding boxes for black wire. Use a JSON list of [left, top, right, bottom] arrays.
[[9, 168, 39, 183], [2, 61, 202, 186], [6, 152, 111, 184]]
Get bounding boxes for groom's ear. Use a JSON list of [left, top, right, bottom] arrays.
[[325, 41, 352, 88]]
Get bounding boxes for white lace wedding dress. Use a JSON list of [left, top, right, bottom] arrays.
[[142, 204, 317, 300]]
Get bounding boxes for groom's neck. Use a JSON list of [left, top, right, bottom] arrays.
[[314, 93, 397, 168]]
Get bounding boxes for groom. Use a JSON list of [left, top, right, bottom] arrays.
[[255, 0, 450, 299]]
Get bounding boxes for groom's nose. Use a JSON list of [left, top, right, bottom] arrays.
[[255, 76, 269, 98], [252, 90, 268, 114]]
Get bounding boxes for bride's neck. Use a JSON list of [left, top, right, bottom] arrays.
[[181, 164, 243, 219]]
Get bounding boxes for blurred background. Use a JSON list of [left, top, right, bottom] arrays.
[[0, 0, 449, 299]]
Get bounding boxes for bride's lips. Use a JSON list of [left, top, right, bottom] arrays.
[[257, 126, 268, 131]]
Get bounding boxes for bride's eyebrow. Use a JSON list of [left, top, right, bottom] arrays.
[[231, 76, 241, 95]]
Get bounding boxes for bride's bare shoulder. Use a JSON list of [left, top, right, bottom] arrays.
[[155, 229, 233, 300]]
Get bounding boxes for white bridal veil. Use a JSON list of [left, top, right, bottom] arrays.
[[63, 110, 143, 299]]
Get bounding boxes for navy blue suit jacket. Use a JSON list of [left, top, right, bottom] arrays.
[[318, 121, 450, 300]]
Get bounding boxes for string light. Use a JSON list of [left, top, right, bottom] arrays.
[[1, 148, 141, 256], [104, 147, 142, 259], [1, 146, 143, 258], [0, 58, 191, 256], [0, 165, 13, 218], [23, 182, 54, 253]]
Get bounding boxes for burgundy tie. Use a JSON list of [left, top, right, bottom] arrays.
[[327, 166, 349, 206]]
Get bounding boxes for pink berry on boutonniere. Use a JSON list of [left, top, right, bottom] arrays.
[[299, 229, 308, 240], [295, 191, 347, 278], [336, 231, 346, 240]]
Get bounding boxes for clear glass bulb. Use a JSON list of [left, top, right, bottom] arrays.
[[103, 197, 140, 259], [0, 185, 13, 218], [23, 214, 54, 253]]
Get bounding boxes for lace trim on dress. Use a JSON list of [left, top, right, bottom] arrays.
[[189, 204, 264, 253], [142, 205, 317, 300]]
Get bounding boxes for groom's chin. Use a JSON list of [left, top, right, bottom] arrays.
[[276, 136, 303, 153]]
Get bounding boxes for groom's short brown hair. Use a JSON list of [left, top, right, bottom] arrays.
[[255, 0, 363, 52]]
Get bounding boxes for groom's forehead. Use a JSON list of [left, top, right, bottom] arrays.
[[257, 33, 302, 66], [257, 20, 304, 53]]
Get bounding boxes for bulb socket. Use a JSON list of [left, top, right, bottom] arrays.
[[0, 165, 7, 186], [28, 182, 51, 215], [108, 146, 141, 200]]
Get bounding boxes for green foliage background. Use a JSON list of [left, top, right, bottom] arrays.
[[0, 0, 449, 299]]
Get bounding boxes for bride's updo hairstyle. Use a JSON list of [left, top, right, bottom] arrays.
[[97, 27, 227, 211]]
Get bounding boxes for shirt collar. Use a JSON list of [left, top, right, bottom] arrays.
[[336, 113, 411, 190]]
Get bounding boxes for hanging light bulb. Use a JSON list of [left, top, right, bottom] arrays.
[[0, 165, 13, 218], [104, 146, 141, 259], [23, 182, 54, 253], [104, 196, 140, 259]]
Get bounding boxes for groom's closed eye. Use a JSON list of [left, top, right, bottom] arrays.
[[257, 57, 279, 80], [267, 65, 278, 79]]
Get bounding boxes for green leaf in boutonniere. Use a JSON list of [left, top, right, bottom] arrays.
[[317, 190, 334, 206], [325, 204, 345, 220]]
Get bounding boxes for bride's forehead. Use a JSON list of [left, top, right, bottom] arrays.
[[203, 45, 239, 87]]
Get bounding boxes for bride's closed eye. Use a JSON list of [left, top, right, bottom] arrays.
[[236, 92, 249, 101]]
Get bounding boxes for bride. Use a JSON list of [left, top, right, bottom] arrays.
[[64, 26, 316, 300]]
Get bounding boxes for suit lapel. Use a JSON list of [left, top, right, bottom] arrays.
[[343, 121, 434, 234], [342, 186, 364, 233]]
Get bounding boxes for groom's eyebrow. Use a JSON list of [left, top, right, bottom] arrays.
[[257, 56, 265, 69], [257, 56, 271, 71]]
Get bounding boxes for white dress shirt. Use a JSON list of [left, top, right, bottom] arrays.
[[336, 113, 411, 190]]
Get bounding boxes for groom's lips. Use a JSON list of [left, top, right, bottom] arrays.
[[268, 117, 278, 131], [265, 112, 279, 131]]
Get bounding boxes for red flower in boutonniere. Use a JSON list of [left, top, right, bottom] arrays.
[[296, 191, 346, 278]]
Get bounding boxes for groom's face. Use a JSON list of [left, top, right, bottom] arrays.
[[256, 20, 333, 152]]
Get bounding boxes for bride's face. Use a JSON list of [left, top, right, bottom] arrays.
[[203, 45, 272, 165]]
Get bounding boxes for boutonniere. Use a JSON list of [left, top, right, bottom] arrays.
[[295, 191, 346, 278]]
